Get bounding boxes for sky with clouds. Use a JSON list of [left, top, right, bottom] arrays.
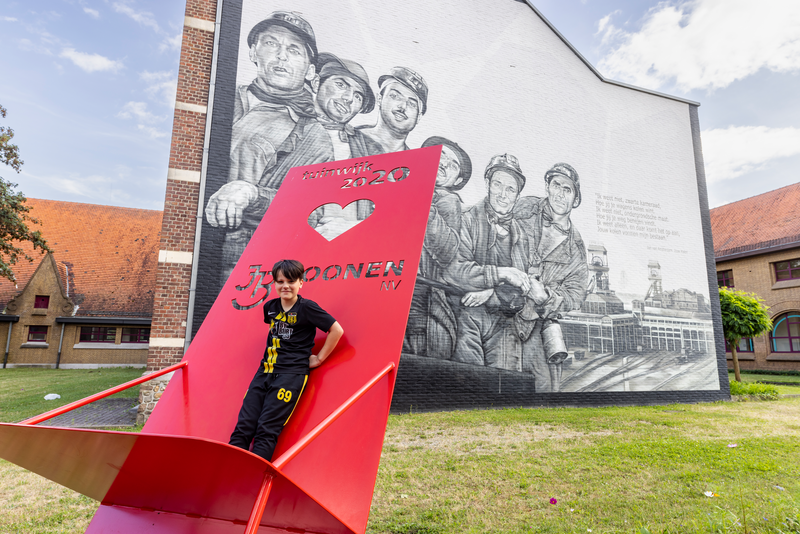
[[1, 0, 798, 211]]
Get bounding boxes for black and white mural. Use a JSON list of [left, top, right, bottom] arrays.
[[192, 0, 726, 401]]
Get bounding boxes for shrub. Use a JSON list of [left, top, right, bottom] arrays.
[[729, 380, 779, 400]]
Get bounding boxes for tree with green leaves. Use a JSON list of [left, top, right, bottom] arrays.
[[0, 104, 51, 283], [718, 286, 772, 382]]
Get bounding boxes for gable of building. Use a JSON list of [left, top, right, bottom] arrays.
[[0, 199, 163, 317], [5, 253, 73, 316], [710, 182, 800, 259]]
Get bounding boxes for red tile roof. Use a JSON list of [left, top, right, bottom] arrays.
[[710, 182, 800, 259], [0, 199, 162, 317]]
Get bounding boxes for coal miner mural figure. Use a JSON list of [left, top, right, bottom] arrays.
[[309, 53, 382, 238], [205, 11, 332, 284], [312, 53, 379, 161], [403, 136, 473, 359], [514, 163, 589, 392], [190, 0, 727, 402], [446, 154, 536, 371], [359, 67, 428, 154], [407, 155, 590, 392]]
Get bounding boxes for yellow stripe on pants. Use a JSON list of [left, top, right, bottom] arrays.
[[284, 375, 308, 426]]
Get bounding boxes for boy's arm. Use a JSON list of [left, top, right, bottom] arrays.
[[309, 321, 344, 369]]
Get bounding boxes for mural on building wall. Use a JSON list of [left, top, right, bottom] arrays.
[[193, 0, 722, 395]]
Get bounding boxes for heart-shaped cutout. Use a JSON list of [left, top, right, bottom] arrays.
[[308, 200, 375, 241]]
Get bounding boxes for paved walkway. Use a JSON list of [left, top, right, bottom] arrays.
[[39, 398, 138, 428]]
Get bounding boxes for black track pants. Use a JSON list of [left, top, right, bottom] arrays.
[[229, 370, 308, 461]]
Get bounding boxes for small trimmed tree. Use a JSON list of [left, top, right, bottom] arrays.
[[718, 286, 772, 382]]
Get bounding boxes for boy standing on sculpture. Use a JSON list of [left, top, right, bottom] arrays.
[[229, 259, 344, 461]]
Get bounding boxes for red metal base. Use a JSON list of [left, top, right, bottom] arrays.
[[0, 424, 355, 533], [0, 147, 442, 534]]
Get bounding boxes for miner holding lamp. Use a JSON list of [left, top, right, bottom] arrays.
[[229, 259, 344, 462], [514, 163, 589, 392]]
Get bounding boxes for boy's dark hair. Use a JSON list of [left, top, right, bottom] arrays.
[[272, 259, 305, 282]]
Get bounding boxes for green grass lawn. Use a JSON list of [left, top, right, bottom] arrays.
[[370, 400, 800, 534], [3, 370, 800, 532], [730, 371, 800, 384], [3, 392, 800, 533], [0, 367, 144, 423]]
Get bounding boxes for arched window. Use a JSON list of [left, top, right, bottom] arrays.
[[770, 313, 800, 353]]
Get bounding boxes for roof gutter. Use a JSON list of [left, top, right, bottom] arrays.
[[715, 240, 800, 262], [55, 317, 152, 326]]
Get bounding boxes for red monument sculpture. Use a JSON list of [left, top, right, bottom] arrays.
[[0, 146, 441, 533]]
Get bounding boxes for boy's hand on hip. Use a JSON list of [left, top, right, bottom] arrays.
[[309, 354, 322, 368]]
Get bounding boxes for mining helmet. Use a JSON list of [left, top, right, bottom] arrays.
[[544, 163, 581, 208], [378, 66, 429, 114], [247, 11, 318, 63], [484, 153, 526, 191], [421, 136, 472, 191], [317, 52, 375, 114]]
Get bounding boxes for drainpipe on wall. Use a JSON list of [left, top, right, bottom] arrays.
[[2, 322, 11, 369], [56, 323, 65, 369], [184, 0, 223, 352]]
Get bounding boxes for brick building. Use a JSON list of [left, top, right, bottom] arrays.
[[0, 199, 162, 369], [135, 0, 216, 423], [711, 183, 800, 371]]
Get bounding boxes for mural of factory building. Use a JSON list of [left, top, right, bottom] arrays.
[[559, 245, 717, 393]]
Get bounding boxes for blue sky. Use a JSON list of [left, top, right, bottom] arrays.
[[1, 0, 798, 210]]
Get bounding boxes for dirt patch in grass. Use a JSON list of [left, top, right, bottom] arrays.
[[684, 398, 800, 439], [384, 422, 613, 454]]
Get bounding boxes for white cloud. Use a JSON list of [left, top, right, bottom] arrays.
[[118, 102, 169, 139], [19, 38, 53, 55], [595, 11, 621, 46], [24, 169, 133, 205], [2, 16, 18, 22], [60, 48, 123, 73], [159, 33, 182, 53], [83, 7, 100, 19], [702, 126, 800, 183], [47, 173, 112, 196], [112, 2, 159, 32], [25, 22, 65, 47], [117, 101, 165, 124], [140, 70, 177, 107], [137, 124, 168, 139], [597, 0, 800, 92]]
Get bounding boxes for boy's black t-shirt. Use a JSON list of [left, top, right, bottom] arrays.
[[261, 295, 336, 374]]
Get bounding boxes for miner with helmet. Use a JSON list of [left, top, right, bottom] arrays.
[[205, 11, 333, 285], [312, 52, 382, 160], [360, 66, 428, 153], [309, 53, 384, 232], [446, 153, 537, 371], [513, 162, 589, 392], [404, 137, 473, 358]]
